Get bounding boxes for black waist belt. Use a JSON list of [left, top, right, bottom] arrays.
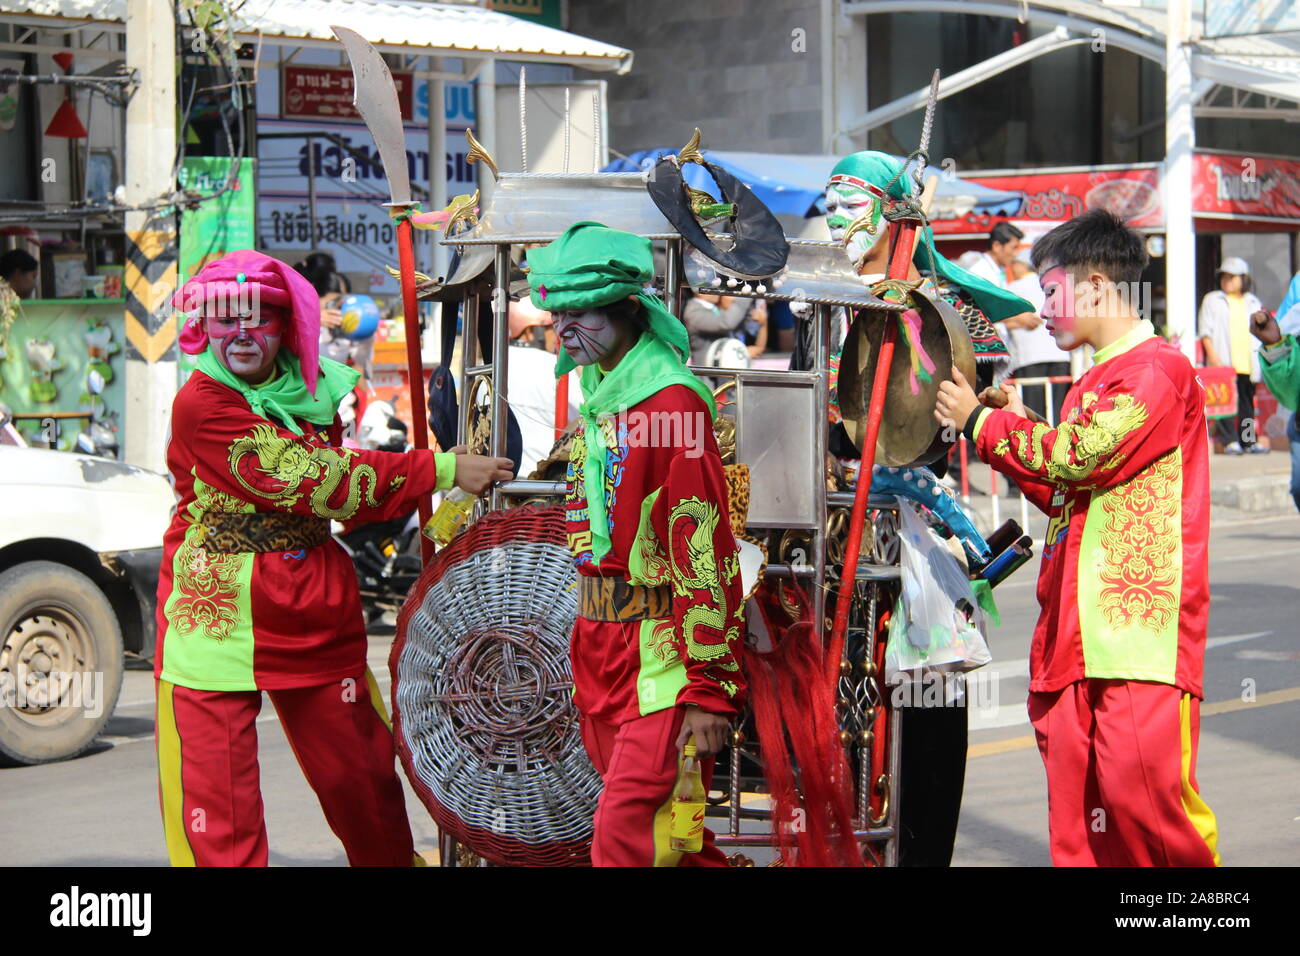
[[578, 576, 672, 622], [198, 511, 332, 554]]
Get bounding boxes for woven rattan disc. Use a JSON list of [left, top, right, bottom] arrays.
[[392, 506, 600, 866]]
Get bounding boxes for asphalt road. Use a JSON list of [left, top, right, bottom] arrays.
[[2, 512, 1297, 866]]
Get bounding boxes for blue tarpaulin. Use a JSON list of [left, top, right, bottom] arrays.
[[604, 149, 1024, 221]]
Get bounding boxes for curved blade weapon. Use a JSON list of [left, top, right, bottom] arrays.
[[332, 24, 433, 563]]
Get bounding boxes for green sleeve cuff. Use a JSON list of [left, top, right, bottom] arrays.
[[964, 406, 991, 444], [434, 452, 457, 491]]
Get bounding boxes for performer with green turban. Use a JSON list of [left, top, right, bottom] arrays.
[[527, 221, 745, 866]]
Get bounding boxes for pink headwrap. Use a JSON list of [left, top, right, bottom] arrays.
[[174, 250, 323, 394]]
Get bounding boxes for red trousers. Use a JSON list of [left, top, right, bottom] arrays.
[[155, 669, 417, 866], [1028, 679, 1221, 867], [581, 707, 728, 867]]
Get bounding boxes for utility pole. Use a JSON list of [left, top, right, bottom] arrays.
[[122, 0, 178, 471], [1164, 0, 1196, 359]]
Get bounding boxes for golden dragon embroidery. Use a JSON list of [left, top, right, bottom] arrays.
[[667, 496, 741, 694], [226, 423, 392, 520], [993, 391, 1150, 484], [1095, 451, 1181, 632]]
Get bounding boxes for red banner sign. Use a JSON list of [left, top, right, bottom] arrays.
[[282, 65, 414, 122], [1197, 365, 1238, 420], [936, 167, 1162, 235], [939, 152, 1300, 235], [1192, 153, 1300, 222]]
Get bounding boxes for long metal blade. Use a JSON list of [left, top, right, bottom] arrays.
[[918, 68, 940, 164], [332, 25, 412, 206]]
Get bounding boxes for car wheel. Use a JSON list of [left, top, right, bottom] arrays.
[[0, 561, 125, 766]]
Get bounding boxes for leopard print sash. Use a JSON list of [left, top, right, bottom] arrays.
[[578, 576, 672, 622], [199, 511, 332, 554]]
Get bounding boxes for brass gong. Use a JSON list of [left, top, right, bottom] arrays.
[[838, 290, 975, 468]]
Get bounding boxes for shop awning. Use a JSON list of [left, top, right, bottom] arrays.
[[0, 0, 634, 73], [604, 149, 1026, 220]]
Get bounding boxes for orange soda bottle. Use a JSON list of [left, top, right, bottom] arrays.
[[669, 739, 706, 853]]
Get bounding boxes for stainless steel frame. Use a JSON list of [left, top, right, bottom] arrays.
[[436, 176, 907, 866]]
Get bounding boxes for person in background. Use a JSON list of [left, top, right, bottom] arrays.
[[1006, 247, 1072, 424], [0, 249, 40, 299], [683, 291, 763, 366], [1198, 257, 1267, 455], [506, 294, 580, 477], [1276, 269, 1300, 328], [965, 221, 1024, 291], [1249, 309, 1300, 513]]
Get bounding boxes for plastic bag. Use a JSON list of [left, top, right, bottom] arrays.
[[884, 499, 993, 684]]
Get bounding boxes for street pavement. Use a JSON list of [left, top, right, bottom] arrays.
[[2, 511, 1297, 866]]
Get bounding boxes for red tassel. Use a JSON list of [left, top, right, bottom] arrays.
[[743, 583, 864, 866]]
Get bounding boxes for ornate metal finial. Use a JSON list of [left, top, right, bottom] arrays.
[[677, 127, 704, 166], [443, 189, 481, 236], [465, 128, 499, 180]]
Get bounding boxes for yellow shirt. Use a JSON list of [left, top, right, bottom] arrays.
[[1227, 293, 1251, 375]]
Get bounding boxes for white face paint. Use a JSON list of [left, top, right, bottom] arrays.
[[825, 182, 883, 270], [552, 309, 622, 366]]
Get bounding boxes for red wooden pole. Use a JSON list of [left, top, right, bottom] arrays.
[[396, 214, 434, 565], [825, 219, 918, 683]]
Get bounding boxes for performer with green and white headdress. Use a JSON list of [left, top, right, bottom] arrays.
[[825, 149, 1037, 381]]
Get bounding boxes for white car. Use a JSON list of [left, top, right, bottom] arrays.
[[0, 444, 174, 765]]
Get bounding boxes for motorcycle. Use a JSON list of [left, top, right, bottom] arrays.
[[334, 397, 421, 629]]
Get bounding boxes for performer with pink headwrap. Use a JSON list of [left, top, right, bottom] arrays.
[[154, 250, 512, 867]]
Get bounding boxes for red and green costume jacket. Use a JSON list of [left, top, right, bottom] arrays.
[[964, 321, 1210, 697], [155, 370, 453, 691], [564, 340, 747, 724]]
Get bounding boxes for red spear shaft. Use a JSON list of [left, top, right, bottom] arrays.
[[395, 212, 434, 565]]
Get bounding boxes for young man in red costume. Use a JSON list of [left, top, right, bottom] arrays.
[[526, 222, 745, 866], [935, 210, 1220, 866], [155, 250, 512, 866]]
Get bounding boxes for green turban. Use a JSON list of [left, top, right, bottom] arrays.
[[526, 221, 693, 376], [828, 151, 1033, 323], [526, 221, 714, 567]]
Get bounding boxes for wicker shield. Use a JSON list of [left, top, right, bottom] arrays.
[[391, 505, 601, 866]]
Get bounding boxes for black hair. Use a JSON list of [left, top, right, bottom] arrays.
[[1218, 271, 1252, 295], [600, 296, 650, 336], [0, 249, 38, 279], [296, 251, 348, 297], [1030, 208, 1148, 286], [988, 221, 1024, 248]]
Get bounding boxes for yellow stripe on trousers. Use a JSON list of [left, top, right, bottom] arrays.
[[155, 679, 197, 867], [1179, 693, 1222, 867], [364, 667, 392, 730]]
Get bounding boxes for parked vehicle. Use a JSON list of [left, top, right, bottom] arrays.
[[0, 445, 173, 765]]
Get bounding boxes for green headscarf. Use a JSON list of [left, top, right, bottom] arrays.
[[196, 346, 359, 436], [527, 222, 714, 566], [828, 151, 1033, 323]]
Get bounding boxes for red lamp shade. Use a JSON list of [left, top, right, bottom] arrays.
[[45, 96, 87, 138]]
